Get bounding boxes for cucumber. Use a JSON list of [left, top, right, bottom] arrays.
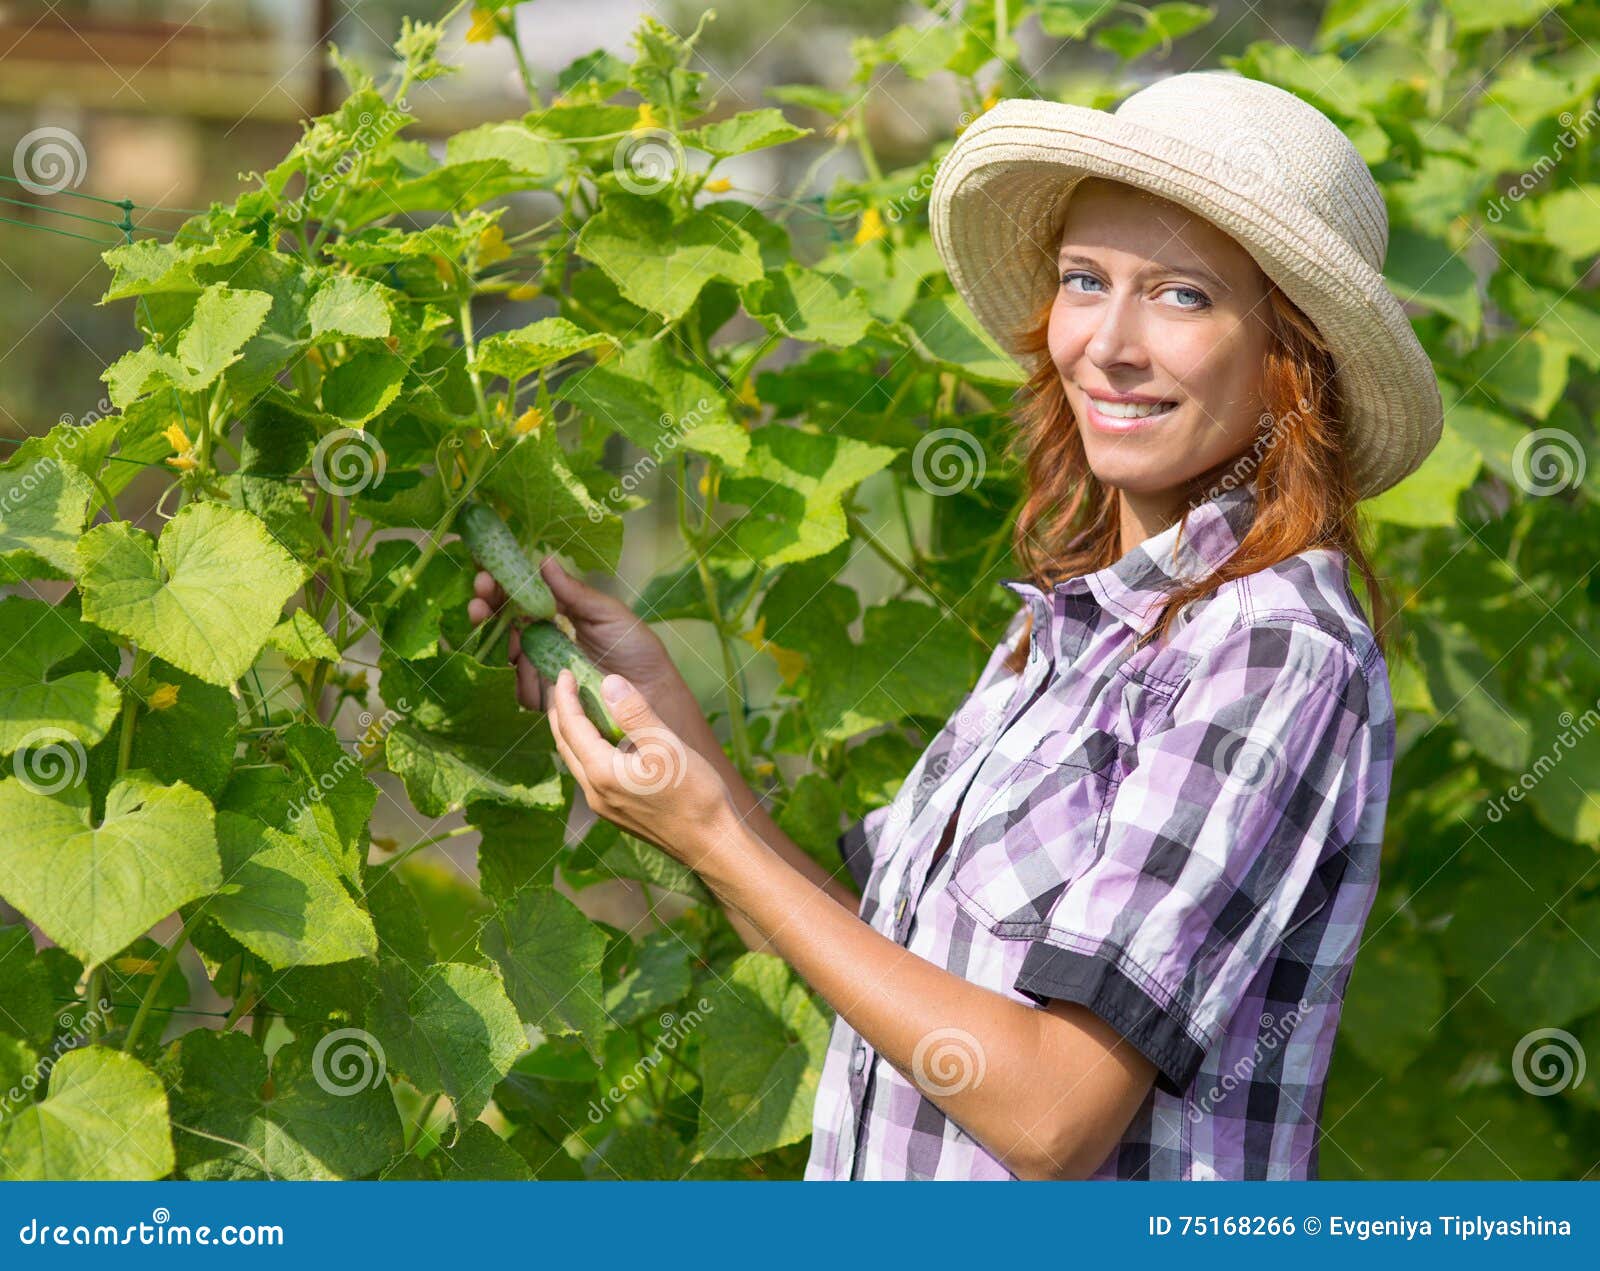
[[456, 501, 556, 621], [518, 620, 624, 743]]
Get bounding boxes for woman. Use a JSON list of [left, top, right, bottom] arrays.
[[466, 71, 1442, 1180]]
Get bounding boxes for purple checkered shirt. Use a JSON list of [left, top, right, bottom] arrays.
[[805, 480, 1396, 1180]]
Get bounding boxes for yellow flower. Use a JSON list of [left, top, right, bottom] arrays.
[[982, 87, 1000, 113], [854, 207, 885, 245], [477, 223, 511, 267], [146, 682, 181, 711], [433, 254, 456, 283], [514, 406, 543, 435], [633, 102, 660, 134], [305, 345, 326, 368], [507, 282, 541, 300], [697, 471, 711, 495], [703, 176, 732, 193], [735, 378, 759, 409], [165, 452, 200, 472], [162, 423, 191, 453], [738, 616, 807, 686], [466, 6, 499, 43]]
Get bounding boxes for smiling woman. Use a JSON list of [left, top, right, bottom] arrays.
[[466, 69, 1445, 1183]]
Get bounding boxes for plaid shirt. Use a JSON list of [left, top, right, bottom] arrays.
[[805, 480, 1395, 1180]]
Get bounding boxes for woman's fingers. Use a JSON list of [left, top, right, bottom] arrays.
[[538, 556, 629, 624]]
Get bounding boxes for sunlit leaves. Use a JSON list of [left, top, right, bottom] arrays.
[[78, 503, 307, 688]]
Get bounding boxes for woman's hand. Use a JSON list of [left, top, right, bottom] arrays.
[[548, 668, 739, 873], [469, 554, 679, 707]]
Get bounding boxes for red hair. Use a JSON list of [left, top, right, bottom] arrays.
[[998, 284, 1392, 675]]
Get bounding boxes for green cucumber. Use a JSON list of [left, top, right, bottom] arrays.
[[517, 620, 624, 743], [456, 501, 557, 621]]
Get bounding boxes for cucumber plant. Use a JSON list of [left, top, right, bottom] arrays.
[[3, 0, 1595, 1185]]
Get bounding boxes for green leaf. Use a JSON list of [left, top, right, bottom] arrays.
[[1385, 227, 1480, 336], [1339, 919, 1444, 1075], [0, 772, 219, 967], [102, 284, 274, 409], [479, 885, 610, 1060], [683, 108, 811, 157], [575, 191, 764, 321], [1410, 619, 1530, 772], [605, 930, 693, 1028], [740, 262, 876, 347], [473, 316, 618, 380], [209, 811, 377, 968], [900, 293, 1024, 384], [308, 275, 394, 342], [0, 922, 60, 1049], [1457, 330, 1570, 419], [393, 1119, 533, 1180], [170, 1029, 403, 1180], [553, 339, 749, 467], [122, 659, 239, 799], [267, 609, 342, 662], [368, 959, 526, 1128], [1362, 421, 1480, 528], [719, 425, 897, 566], [481, 429, 626, 573], [696, 952, 830, 1158], [1092, 2, 1213, 59], [78, 502, 308, 687], [321, 351, 407, 425], [381, 652, 566, 816], [0, 596, 121, 757], [1538, 186, 1600, 259], [0, 456, 94, 577], [0, 1046, 173, 1180]]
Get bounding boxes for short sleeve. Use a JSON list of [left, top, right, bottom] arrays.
[[1012, 620, 1378, 1096]]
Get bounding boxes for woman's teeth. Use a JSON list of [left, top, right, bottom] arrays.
[[1092, 398, 1177, 418]]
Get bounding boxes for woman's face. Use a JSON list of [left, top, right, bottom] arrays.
[[1047, 177, 1275, 509]]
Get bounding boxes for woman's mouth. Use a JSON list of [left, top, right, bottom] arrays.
[[1082, 393, 1179, 434]]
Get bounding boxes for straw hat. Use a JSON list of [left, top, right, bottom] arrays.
[[928, 70, 1442, 500]]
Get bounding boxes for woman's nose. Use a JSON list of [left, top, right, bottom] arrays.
[[1085, 293, 1149, 369]]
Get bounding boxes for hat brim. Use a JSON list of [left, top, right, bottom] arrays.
[[929, 99, 1443, 501]]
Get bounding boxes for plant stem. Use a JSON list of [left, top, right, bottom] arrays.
[[122, 911, 199, 1053], [115, 648, 153, 776], [407, 1091, 444, 1153]]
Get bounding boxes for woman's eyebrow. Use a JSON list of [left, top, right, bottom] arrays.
[[1057, 251, 1229, 293]]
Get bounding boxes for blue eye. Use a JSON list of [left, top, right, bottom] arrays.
[[1059, 270, 1103, 293], [1167, 285, 1211, 310]]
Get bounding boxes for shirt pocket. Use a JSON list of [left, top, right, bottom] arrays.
[[943, 726, 1128, 936]]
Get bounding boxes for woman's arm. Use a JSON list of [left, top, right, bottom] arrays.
[[694, 814, 1158, 1179], [547, 668, 1158, 1180]]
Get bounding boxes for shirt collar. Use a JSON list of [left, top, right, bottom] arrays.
[[1001, 480, 1259, 641]]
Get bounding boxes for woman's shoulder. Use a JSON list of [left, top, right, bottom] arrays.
[[1151, 547, 1388, 697]]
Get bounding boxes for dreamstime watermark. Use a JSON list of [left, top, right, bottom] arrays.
[[610, 726, 689, 796], [310, 1027, 387, 1097], [311, 428, 387, 496], [911, 1025, 987, 1095], [585, 1000, 712, 1122], [1485, 96, 1600, 223], [0, 997, 113, 1123], [284, 699, 409, 826], [1485, 694, 1600, 823], [281, 98, 411, 224], [10, 727, 89, 795], [587, 397, 715, 520], [16, 1207, 284, 1248], [12, 126, 87, 195], [912, 426, 986, 496], [1187, 997, 1312, 1122], [1511, 1026, 1585, 1096], [612, 128, 685, 196], [1511, 427, 1586, 496]]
